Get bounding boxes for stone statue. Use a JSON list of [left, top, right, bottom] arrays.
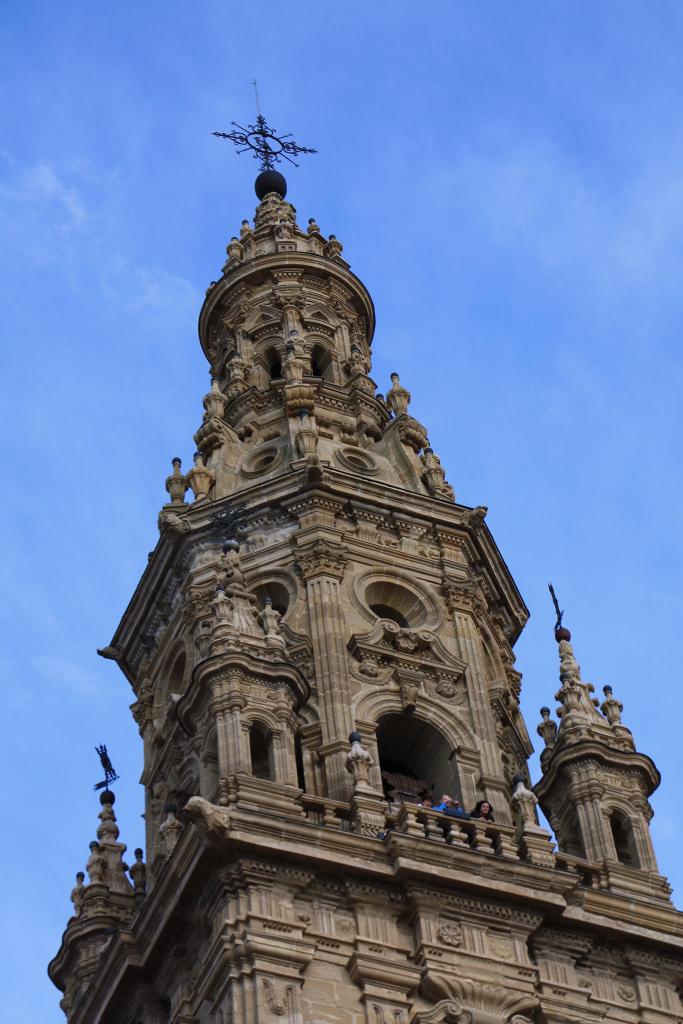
[[420, 446, 455, 500], [348, 344, 369, 377], [601, 685, 623, 726], [86, 841, 106, 885], [129, 848, 147, 896], [295, 410, 319, 459], [345, 731, 374, 787], [211, 585, 233, 625], [158, 803, 184, 856], [307, 217, 320, 234], [325, 234, 343, 259], [70, 872, 85, 917], [239, 218, 252, 238], [283, 342, 304, 383], [511, 773, 538, 826], [258, 597, 286, 650], [226, 237, 243, 264], [536, 707, 558, 747]]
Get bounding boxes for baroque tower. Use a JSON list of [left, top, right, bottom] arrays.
[[50, 154, 683, 1024]]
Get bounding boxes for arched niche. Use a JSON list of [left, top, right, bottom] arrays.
[[376, 712, 461, 805], [609, 810, 640, 867], [249, 721, 275, 781], [309, 341, 334, 382]]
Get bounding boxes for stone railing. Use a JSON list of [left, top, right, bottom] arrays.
[[391, 802, 519, 858], [554, 851, 605, 889], [301, 794, 353, 831]]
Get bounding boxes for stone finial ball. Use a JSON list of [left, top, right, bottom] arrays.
[[349, 730, 363, 744], [100, 789, 115, 805], [511, 771, 527, 787], [255, 169, 287, 200], [554, 626, 571, 642], [89, 840, 100, 850]]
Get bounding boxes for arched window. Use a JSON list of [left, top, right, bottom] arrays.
[[249, 722, 275, 781], [264, 346, 282, 380], [310, 343, 333, 381], [169, 651, 186, 694], [610, 812, 639, 867], [294, 734, 306, 792], [376, 713, 458, 805]]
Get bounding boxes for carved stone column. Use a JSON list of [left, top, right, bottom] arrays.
[[446, 583, 511, 822], [295, 537, 353, 799]]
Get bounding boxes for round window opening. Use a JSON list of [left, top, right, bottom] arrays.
[[335, 447, 378, 474], [364, 580, 428, 628], [243, 444, 283, 477], [252, 451, 277, 472]]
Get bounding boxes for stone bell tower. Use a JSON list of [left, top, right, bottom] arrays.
[[50, 140, 683, 1024]]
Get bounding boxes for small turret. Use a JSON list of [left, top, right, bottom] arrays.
[[534, 603, 670, 903]]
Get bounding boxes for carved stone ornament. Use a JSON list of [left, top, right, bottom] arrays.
[[294, 539, 348, 581], [436, 922, 463, 947], [420, 977, 537, 1024]]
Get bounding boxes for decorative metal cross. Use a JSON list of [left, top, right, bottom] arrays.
[[548, 582, 564, 633], [94, 744, 119, 792], [213, 101, 317, 170]]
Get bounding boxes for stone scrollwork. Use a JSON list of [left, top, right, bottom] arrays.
[[419, 977, 538, 1024]]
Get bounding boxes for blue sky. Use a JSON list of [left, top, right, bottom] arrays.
[[2, 2, 683, 1019]]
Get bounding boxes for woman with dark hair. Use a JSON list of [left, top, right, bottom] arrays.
[[471, 800, 495, 822]]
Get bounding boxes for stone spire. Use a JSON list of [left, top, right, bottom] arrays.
[[534, 613, 669, 901], [50, 791, 137, 1018]]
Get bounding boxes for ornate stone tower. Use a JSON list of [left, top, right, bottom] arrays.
[[50, 153, 683, 1024]]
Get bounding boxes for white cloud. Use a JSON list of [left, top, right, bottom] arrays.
[[0, 154, 200, 324], [31, 653, 106, 696], [438, 135, 683, 308]]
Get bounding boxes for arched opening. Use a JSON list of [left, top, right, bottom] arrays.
[[252, 580, 290, 618], [294, 734, 306, 792], [364, 580, 428, 628], [561, 810, 585, 858], [310, 343, 332, 381], [376, 713, 459, 805], [264, 346, 282, 380], [610, 812, 639, 867], [169, 650, 186, 694], [249, 722, 275, 781]]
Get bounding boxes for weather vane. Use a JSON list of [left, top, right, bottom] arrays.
[[94, 744, 119, 792], [548, 582, 564, 634], [212, 79, 317, 171]]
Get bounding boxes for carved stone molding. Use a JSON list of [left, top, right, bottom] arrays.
[[294, 539, 348, 581]]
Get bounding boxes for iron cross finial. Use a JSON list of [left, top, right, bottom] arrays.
[[548, 582, 564, 633], [213, 98, 317, 171], [94, 744, 119, 792]]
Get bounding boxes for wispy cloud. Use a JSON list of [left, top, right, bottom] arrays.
[[0, 153, 199, 323], [31, 653, 108, 696], [436, 134, 683, 309]]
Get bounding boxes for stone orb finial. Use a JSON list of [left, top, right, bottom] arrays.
[[555, 625, 571, 642], [255, 169, 287, 199], [99, 789, 115, 806], [349, 730, 363, 744]]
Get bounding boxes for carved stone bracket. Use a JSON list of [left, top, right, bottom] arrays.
[[294, 539, 348, 581]]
